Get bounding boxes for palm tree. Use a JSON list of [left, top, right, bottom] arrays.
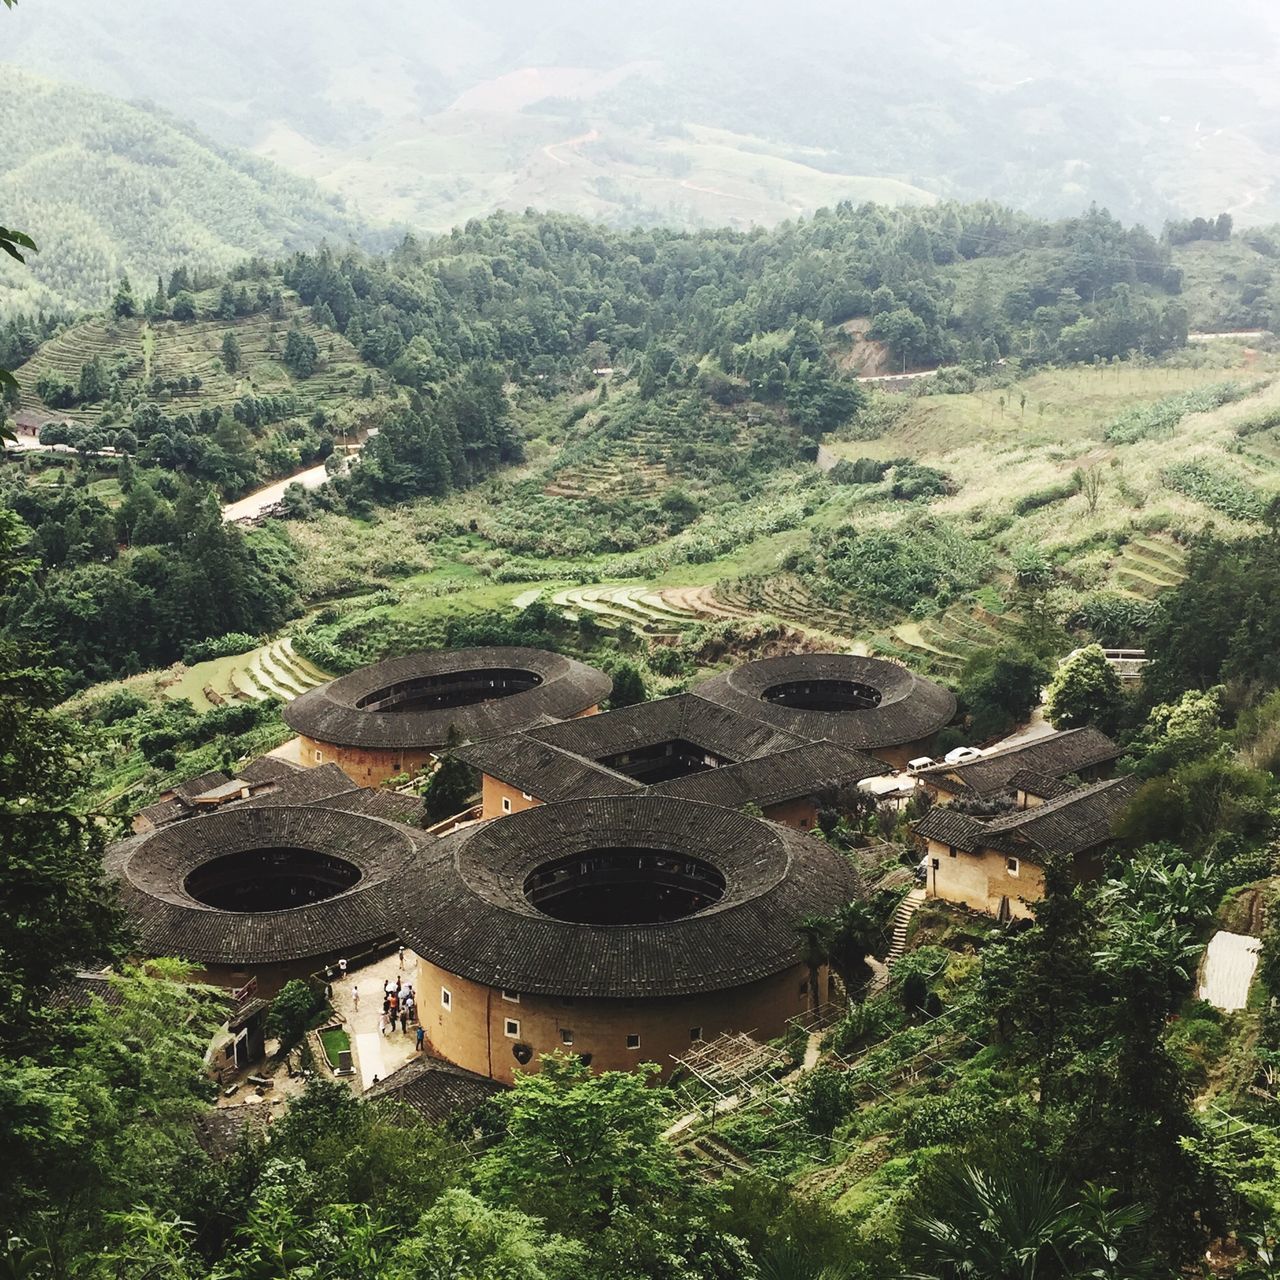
[[898, 1159, 1152, 1280], [795, 915, 835, 1013]]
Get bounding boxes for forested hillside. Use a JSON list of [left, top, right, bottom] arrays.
[[6, 200, 1277, 701], [0, 70, 381, 316]]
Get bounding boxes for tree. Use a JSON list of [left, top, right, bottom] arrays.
[[0, 652, 123, 1047], [796, 915, 834, 1011], [170, 291, 197, 322], [1045, 644, 1124, 732], [77, 356, 107, 403], [221, 331, 242, 374], [1076, 464, 1104, 515], [265, 979, 319, 1047], [422, 755, 476, 821], [959, 645, 1051, 740], [112, 274, 137, 319], [387, 1189, 585, 1280], [283, 327, 318, 378], [475, 1053, 679, 1236], [606, 660, 647, 709]]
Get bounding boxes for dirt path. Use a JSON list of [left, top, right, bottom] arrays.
[[542, 127, 599, 166]]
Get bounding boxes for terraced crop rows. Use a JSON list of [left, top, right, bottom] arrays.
[[1110, 536, 1186, 600], [549, 585, 703, 634], [16, 303, 373, 425], [875, 604, 1021, 677], [200, 638, 331, 709]]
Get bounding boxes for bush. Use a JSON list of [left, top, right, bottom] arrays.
[[181, 632, 262, 664], [828, 457, 891, 485]]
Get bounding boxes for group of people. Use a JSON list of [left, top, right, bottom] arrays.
[[341, 947, 428, 1053], [379, 973, 416, 1036]]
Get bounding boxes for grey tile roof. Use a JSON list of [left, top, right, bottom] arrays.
[[453, 693, 854, 807], [914, 776, 1138, 860], [651, 740, 888, 808], [230, 763, 359, 809], [1006, 769, 1077, 802], [365, 1055, 503, 1123], [530, 693, 807, 762], [452, 734, 641, 802], [382, 794, 864, 1000], [283, 647, 611, 751], [237, 757, 303, 784], [174, 771, 233, 802], [105, 805, 426, 966], [694, 654, 956, 750], [914, 727, 1120, 796]]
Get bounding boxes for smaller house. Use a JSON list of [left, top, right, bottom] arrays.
[[453, 692, 888, 830], [364, 1055, 503, 1124], [132, 758, 305, 833], [913, 775, 1138, 920], [912, 727, 1119, 805]]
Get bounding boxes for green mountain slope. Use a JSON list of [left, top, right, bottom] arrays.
[[0, 70, 384, 317]]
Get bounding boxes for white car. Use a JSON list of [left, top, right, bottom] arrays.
[[907, 756, 935, 771], [943, 746, 983, 764]]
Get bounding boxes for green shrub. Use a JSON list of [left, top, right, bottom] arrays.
[[1161, 462, 1267, 522], [1104, 381, 1248, 444]]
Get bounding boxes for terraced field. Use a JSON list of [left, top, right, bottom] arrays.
[[542, 407, 754, 501], [163, 637, 331, 710], [1110, 535, 1187, 599], [15, 299, 379, 426], [874, 603, 1022, 677], [549, 584, 705, 634]]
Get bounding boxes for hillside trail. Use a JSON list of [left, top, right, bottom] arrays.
[[542, 127, 599, 166]]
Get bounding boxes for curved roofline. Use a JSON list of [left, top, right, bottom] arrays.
[[283, 646, 611, 750], [381, 795, 862, 999], [693, 654, 955, 749], [105, 805, 425, 965]]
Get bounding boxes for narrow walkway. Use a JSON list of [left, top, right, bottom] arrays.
[[1198, 930, 1262, 1011]]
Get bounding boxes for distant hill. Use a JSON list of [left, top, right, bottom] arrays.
[[0, 70, 386, 317], [6, 0, 1280, 233]]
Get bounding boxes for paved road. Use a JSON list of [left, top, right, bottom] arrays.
[[220, 461, 331, 522], [221, 429, 377, 523], [1197, 930, 1262, 1011]]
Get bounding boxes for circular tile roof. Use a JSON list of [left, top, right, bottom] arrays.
[[694, 654, 955, 750], [283, 646, 612, 751], [382, 795, 862, 999], [105, 806, 421, 966]]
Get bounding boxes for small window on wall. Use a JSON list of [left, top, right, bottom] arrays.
[[502, 990, 520, 1003], [314, 750, 323, 762], [626, 1034, 641, 1050], [1006, 857, 1020, 876], [690, 1027, 703, 1042], [560, 1028, 574, 1045], [799, 979, 809, 996], [504, 1018, 520, 1038], [441, 987, 452, 1011], [513, 1042, 533, 1065], [501, 796, 512, 814]]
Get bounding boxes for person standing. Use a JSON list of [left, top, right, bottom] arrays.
[[379, 1009, 389, 1036], [398, 944, 405, 969], [415, 1024, 425, 1053], [400, 1008, 408, 1034], [351, 984, 359, 1011], [338, 957, 348, 978]]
